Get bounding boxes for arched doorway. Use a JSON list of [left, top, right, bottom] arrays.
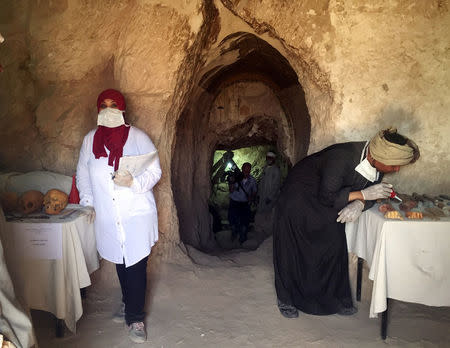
[[172, 32, 311, 251]]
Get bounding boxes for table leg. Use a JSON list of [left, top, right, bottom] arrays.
[[381, 299, 389, 340], [356, 257, 363, 302], [56, 318, 65, 338]]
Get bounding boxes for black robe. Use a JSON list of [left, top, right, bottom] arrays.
[[273, 142, 382, 315]]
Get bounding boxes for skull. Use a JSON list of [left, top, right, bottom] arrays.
[[1, 191, 19, 213], [18, 190, 44, 214], [43, 189, 68, 215]]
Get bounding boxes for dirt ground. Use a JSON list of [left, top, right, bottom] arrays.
[[33, 238, 450, 347]]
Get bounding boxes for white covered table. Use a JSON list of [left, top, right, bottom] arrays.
[[0, 204, 99, 334], [345, 204, 450, 338]]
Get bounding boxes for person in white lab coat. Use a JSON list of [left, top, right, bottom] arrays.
[[76, 89, 161, 344]]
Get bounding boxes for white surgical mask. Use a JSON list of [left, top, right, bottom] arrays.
[[355, 158, 378, 182], [97, 107, 125, 128], [355, 141, 379, 182]]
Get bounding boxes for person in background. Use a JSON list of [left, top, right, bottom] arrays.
[[254, 151, 282, 241], [228, 162, 257, 244], [257, 151, 281, 213], [273, 128, 419, 318], [76, 89, 161, 343]]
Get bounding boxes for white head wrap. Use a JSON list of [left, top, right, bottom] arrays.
[[369, 127, 419, 166], [266, 152, 276, 158]]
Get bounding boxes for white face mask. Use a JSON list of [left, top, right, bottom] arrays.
[[355, 158, 378, 182], [97, 107, 125, 128]]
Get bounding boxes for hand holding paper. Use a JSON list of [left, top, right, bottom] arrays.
[[118, 151, 158, 177], [113, 169, 133, 187]]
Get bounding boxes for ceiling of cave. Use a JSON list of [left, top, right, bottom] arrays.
[[199, 32, 299, 92], [214, 116, 278, 150], [195, 32, 308, 162]]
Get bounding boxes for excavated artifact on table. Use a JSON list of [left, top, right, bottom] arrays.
[[378, 203, 395, 213], [405, 211, 423, 219], [424, 207, 446, 217], [399, 200, 418, 211], [43, 189, 69, 215], [0, 192, 18, 213], [384, 210, 403, 220], [420, 206, 446, 220], [436, 202, 445, 209], [18, 190, 44, 214], [412, 192, 425, 202]]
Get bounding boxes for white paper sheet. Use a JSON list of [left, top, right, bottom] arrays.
[[8, 222, 62, 260], [118, 151, 158, 177]]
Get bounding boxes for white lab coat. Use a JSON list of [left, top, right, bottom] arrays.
[[76, 126, 162, 267]]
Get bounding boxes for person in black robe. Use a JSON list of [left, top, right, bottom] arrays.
[[273, 128, 420, 318]]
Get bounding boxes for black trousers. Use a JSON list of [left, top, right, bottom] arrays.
[[228, 199, 251, 243], [116, 256, 148, 325]]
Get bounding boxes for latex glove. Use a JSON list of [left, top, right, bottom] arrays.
[[113, 169, 133, 187], [83, 206, 96, 224], [337, 200, 364, 223], [361, 182, 393, 201]]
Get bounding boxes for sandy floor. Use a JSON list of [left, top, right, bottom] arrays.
[[33, 238, 450, 347]]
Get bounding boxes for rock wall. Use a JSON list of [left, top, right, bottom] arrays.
[[218, 0, 450, 193], [209, 82, 293, 157], [1, 0, 449, 252]]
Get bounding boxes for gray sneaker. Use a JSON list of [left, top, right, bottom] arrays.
[[112, 303, 125, 323], [128, 321, 147, 343]]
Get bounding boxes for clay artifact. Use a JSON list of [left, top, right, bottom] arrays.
[[412, 192, 425, 202], [405, 211, 423, 219], [399, 200, 418, 211], [378, 203, 395, 213], [384, 210, 403, 220]]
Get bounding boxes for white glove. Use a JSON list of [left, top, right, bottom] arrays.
[[83, 206, 96, 224], [337, 200, 364, 223], [113, 169, 134, 187], [361, 182, 393, 201]]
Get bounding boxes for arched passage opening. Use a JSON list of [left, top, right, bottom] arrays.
[[172, 32, 311, 251]]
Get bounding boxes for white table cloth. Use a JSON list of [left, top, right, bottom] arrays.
[[346, 204, 450, 318], [0, 204, 99, 333]]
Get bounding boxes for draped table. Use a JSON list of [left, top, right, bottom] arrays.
[[345, 204, 450, 338], [0, 204, 99, 335]]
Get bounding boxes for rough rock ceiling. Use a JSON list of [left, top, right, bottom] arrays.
[[214, 116, 278, 149], [200, 32, 299, 91]]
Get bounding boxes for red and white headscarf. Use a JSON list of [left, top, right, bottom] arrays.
[[93, 89, 130, 171]]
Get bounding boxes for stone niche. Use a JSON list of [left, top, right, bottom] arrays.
[[171, 32, 311, 251]]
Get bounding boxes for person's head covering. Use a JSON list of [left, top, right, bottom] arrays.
[[266, 151, 276, 158], [369, 127, 420, 166], [93, 89, 130, 171], [96, 89, 126, 112]]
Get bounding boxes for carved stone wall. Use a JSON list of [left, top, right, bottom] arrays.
[[1, 0, 449, 253]]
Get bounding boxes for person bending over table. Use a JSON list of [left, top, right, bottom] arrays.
[[76, 89, 161, 343], [273, 127, 419, 318]]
